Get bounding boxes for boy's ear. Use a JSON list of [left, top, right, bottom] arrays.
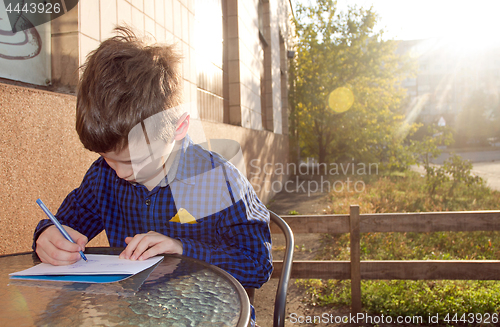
[[174, 113, 190, 141]]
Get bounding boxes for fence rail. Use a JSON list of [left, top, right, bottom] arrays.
[[270, 206, 500, 314]]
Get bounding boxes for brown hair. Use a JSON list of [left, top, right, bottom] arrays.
[[76, 26, 183, 153]]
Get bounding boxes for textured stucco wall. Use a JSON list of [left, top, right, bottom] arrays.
[[0, 83, 288, 255], [0, 83, 107, 255]]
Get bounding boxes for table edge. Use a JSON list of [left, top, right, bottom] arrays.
[[2, 248, 251, 327]]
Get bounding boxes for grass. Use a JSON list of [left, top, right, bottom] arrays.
[[298, 279, 500, 324], [297, 168, 500, 325]]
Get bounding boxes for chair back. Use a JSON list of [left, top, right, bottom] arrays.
[[269, 210, 294, 327]]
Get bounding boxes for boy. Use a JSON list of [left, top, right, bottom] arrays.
[[33, 27, 272, 325]]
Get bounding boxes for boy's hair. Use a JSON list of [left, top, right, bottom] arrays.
[[76, 26, 183, 153]]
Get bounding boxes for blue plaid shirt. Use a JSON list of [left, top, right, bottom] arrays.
[[33, 135, 273, 289]]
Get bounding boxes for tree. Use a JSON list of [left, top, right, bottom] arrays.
[[290, 0, 415, 168], [455, 90, 497, 147]]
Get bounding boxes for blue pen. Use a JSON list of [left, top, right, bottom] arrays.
[[36, 199, 88, 262]]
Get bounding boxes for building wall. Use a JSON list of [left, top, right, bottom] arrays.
[[238, 0, 264, 130], [225, 0, 293, 132], [0, 0, 294, 255], [195, 0, 224, 123], [51, 0, 293, 129], [269, 0, 282, 134], [52, 0, 198, 107], [200, 120, 289, 203], [0, 83, 106, 255]]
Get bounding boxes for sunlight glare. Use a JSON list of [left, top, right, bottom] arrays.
[[195, 1, 223, 66], [335, 0, 500, 52], [328, 87, 354, 113], [397, 94, 430, 139]]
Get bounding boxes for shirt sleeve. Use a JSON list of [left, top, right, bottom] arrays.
[[32, 159, 105, 250], [179, 164, 273, 289]]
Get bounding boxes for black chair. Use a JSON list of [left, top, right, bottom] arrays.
[[247, 210, 294, 327]]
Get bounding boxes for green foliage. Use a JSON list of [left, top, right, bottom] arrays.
[[362, 280, 500, 321], [455, 90, 499, 147], [318, 230, 500, 262], [296, 279, 352, 307], [290, 0, 416, 165], [288, 210, 300, 215], [298, 279, 500, 323], [410, 123, 454, 168], [424, 154, 484, 199], [444, 154, 484, 191], [425, 164, 449, 197], [298, 169, 500, 322], [322, 155, 491, 213]]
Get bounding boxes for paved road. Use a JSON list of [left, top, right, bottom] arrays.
[[472, 162, 500, 191], [433, 149, 500, 164]]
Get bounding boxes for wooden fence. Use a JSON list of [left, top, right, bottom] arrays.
[[270, 205, 500, 313]]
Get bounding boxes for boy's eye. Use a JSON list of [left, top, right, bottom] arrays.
[[131, 156, 150, 164]]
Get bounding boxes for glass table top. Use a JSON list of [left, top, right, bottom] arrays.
[[0, 248, 250, 327]]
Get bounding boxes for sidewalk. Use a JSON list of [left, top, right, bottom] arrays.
[[266, 175, 332, 216]]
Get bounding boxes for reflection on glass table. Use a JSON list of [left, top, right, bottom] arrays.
[[0, 247, 250, 327]]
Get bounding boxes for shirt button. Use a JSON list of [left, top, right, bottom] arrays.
[[145, 199, 151, 206]]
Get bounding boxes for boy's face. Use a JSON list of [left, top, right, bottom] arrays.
[[100, 138, 175, 185], [101, 111, 190, 187]]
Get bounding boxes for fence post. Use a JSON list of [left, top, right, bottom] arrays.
[[350, 205, 361, 314]]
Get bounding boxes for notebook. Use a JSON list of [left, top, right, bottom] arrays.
[[9, 254, 164, 283]]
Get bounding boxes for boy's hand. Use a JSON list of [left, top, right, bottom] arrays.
[[119, 231, 183, 261], [35, 225, 88, 266]]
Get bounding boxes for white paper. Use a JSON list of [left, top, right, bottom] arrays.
[[10, 255, 163, 276]]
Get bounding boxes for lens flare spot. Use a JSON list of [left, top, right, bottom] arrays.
[[328, 87, 354, 113]]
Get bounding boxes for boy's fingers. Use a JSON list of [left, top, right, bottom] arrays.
[[37, 242, 81, 266], [120, 232, 175, 260], [41, 226, 80, 252], [120, 234, 146, 259], [129, 232, 165, 260], [75, 239, 87, 252], [130, 235, 151, 260], [137, 245, 162, 261], [66, 227, 88, 250], [131, 235, 159, 260], [47, 243, 82, 263], [136, 235, 182, 260], [36, 225, 86, 266], [71, 235, 88, 250], [52, 236, 82, 252], [45, 225, 86, 252]]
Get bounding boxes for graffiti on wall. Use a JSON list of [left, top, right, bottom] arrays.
[[0, 1, 79, 84], [0, 12, 41, 60]]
